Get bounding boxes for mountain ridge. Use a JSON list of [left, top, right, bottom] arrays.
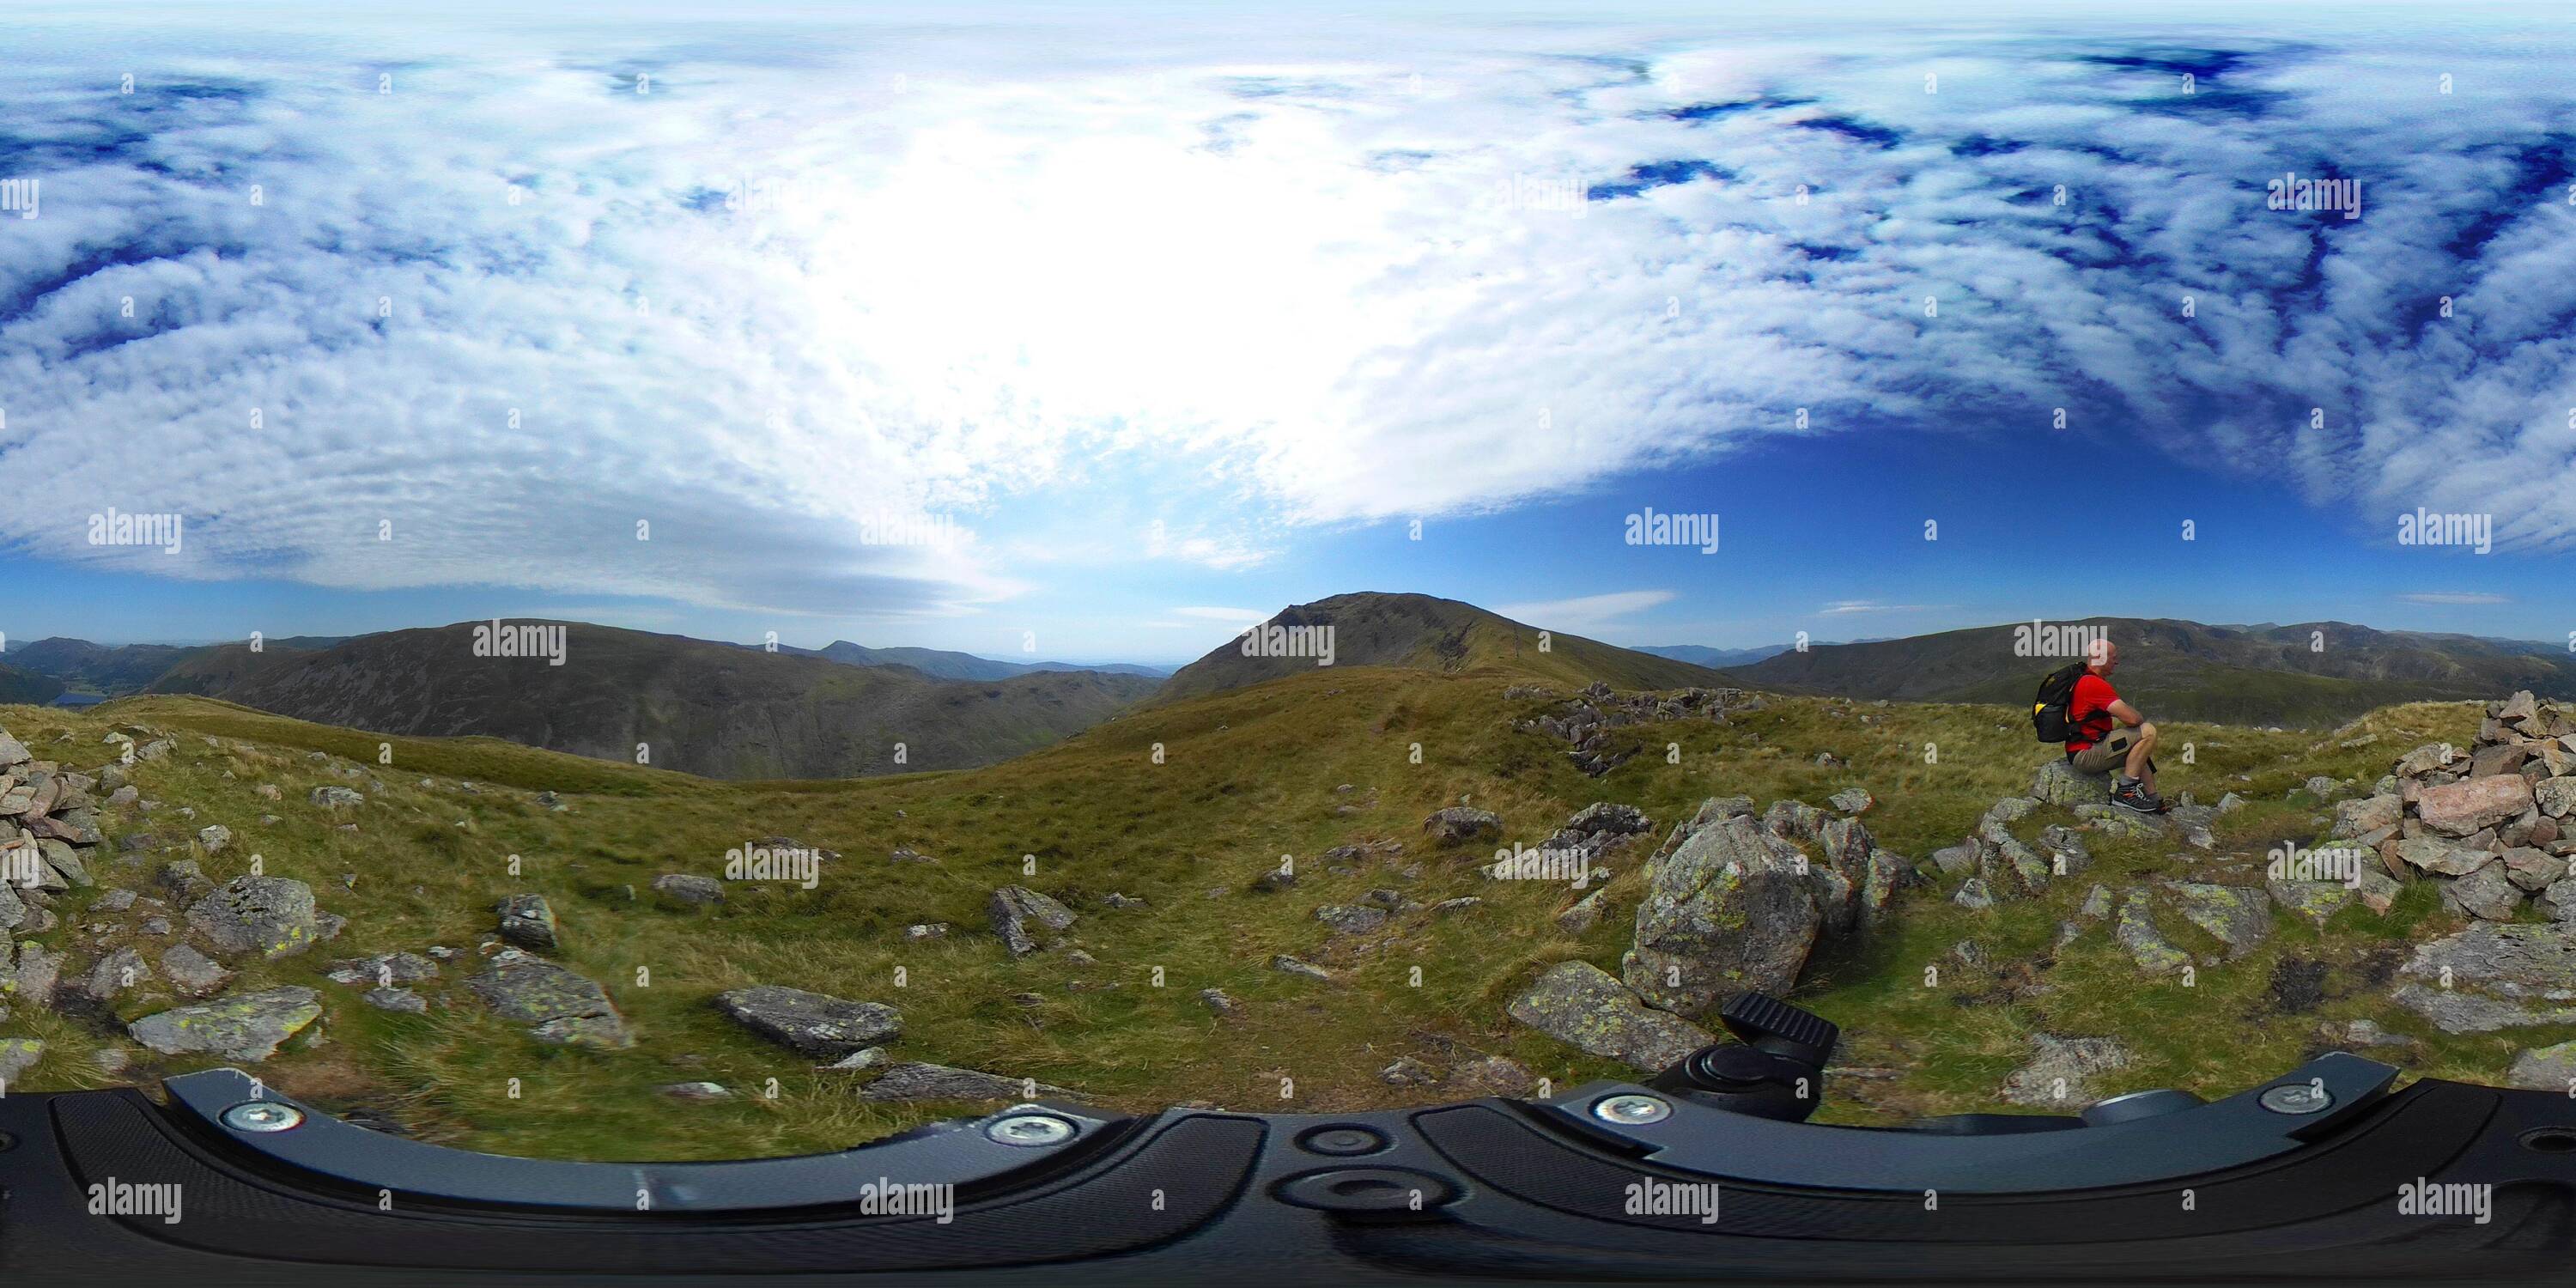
[[1735, 616, 2576, 726], [1156, 592, 1735, 703]]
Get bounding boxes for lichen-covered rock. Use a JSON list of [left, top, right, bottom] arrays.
[[1315, 903, 1388, 935], [11, 941, 61, 1009], [309, 785, 364, 808], [2115, 892, 2190, 974], [1828, 787, 1874, 815], [1422, 807, 1503, 844], [160, 945, 233, 997], [495, 894, 559, 950], [2032, 760, 2115, 807], [2332, 794, 2404, 840], [2537, 777, 2576, 819], [2079, 884, 2113, 919], [2000, 1034, 2130, 1108], [0, 1037, 41, 1084], [82, 946, 155, 1002], [713, 985, 901, 1058], [1953, 878, 1996, 910], [1507, 960, 1714, 1074], [127, 987, 323, 1061], [2162, 882, 2271, 957], [858, 1061, 1074, 1103], [1761, 799, 1827, 843], [2265, 877, 2356, 928], [987, 885, 1077, 957], [464, 949, 631, 1048], [2394, 835, 2500, 877], [1565, 802, 1651, 836], [2393, 923, 2576, 1033], [1622, 814, 1821, 1015], [651, 873, 726, 906], [2442, 861, 2526, 921], [2508, 1040, 2576, 1091], [325, 951, 440, 987], [1930, 841, 1979, 876], [185, 876, 322, 959]]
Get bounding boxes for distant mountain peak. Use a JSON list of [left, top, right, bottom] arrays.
[[1157, 591, 1731, 702]]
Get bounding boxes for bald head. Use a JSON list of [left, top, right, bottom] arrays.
[[2087, 639, 2118, 672]]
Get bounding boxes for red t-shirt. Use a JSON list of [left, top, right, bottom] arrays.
[[2067, 672, 2120, 752]]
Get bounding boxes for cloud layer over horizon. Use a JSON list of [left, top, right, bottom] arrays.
[[3, 5, 2573, 627]]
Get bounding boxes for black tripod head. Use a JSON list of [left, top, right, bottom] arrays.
[[1646, 991, 1838, 1123]]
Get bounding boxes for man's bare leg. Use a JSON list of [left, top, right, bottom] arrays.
[[2124, 722, 2159, 793]]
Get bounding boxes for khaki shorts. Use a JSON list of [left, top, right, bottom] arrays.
[[2069, 726, 2142, 775]]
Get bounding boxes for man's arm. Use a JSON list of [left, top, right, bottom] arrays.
[[2107, 698, 2145, 726]]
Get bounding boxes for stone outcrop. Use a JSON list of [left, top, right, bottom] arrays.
[[714, 985, 901, 1058], [128, 987, 324, 1061], [465, 949, 631, 1048], [1507, 961, 1714, 1073], [1623, 812, 1822, 1015], [987, 885, 1078, 957]]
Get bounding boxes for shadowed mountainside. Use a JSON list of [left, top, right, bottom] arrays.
[[143, 621, 1157, 778]]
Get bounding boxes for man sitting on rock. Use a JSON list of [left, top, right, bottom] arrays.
[[2066, 641, 2163, 814]]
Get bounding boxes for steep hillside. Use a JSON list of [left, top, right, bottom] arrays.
[[1737, 617, 2576, 726], [0, 661, 64, 705], [9, 639, 216, 694], [1157, 592, 1732, 702], [143, 622, 1157, 778]]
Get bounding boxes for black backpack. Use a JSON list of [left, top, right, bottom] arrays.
[[2030, 662, 2088, 743]]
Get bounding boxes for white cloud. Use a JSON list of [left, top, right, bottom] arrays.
[[2398, 592, 2512, 605], [1496, 589, 1675, 632], [4, 7, 2575, 620], [1818, 600, 1941, 615]]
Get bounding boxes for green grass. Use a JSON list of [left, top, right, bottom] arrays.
[[0, 679, 2510, 1161]]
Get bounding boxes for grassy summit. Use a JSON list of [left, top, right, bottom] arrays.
[[1, 662, 2529, 1165]]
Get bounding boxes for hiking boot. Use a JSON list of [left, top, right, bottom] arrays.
[[2110, 782, 2164, 815]]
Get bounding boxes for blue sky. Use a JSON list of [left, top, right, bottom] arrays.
[[1, 2, 2570, 665]]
